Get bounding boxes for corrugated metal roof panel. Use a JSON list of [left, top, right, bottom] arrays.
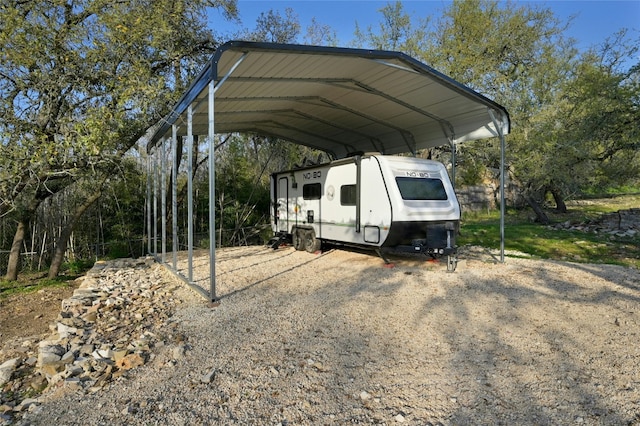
[[148, 41, 510, 158]]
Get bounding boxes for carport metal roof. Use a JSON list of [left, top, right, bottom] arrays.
[[147, 40, 510, 158]]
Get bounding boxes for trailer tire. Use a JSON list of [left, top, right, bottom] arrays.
[[292, 229, 304, 251], [304, 230, 322, 253]]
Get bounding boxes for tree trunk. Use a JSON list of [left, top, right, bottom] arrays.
[[4, 194, 45, 280], [525, 195, 550, 224], [550, 188, 567, 213], [48, 190, 103, 278], [166, 136, 184, 228], [5, 220, 27, 281]]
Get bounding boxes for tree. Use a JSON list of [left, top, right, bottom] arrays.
[[0, 0, 238, 277], [498, 30, 639, 216], [304, 17, 338, 46], [559, 32, 640, 191], [3, 183, 68, 280], [421, 0, 578, 220], [353, 1, 429, 57], [48, 175, 107, 278], [245, 8, 301, 43], [424, 0, 639, 218]]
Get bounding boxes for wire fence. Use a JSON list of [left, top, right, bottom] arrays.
[[0, 251, 41, 276], [0, 240, 146, 277], [1, 224, 273, 278]]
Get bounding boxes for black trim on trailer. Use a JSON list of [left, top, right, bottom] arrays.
[[370, 155, 394, 237]]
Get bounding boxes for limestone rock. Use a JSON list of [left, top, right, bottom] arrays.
[[171, 344, 186, 360], [56, 323, 78, 339], [115, 354, 145, 370], [201, 369, 216, 384], [37, 343, 66, 367], [0, 358, 21, 386]]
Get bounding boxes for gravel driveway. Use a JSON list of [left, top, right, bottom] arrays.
[[22, 246, 640, 425]]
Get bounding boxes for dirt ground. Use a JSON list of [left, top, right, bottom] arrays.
[[0, 283, 78, 350]]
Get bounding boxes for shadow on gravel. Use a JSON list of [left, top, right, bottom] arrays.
[[410, 259, 640, 425], [563, 261, 640, 293], [167, 247, 640, 424], [217, 249, 336, 300]]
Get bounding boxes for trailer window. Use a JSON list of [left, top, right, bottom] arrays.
[[303, 183, 322, 200], [340, 185, 356, 206], [395, 177, 448, 200]]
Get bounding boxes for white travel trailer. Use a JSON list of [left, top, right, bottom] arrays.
[[270, 153, 460, 271]]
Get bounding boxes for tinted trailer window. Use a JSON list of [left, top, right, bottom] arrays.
[[303, 183, 322, 200], [395, 177, 448, 200]]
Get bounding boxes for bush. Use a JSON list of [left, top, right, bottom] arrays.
[[106, 241, 130, 259], [62, 258, 95, 275]]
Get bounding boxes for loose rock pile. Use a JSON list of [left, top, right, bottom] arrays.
[[0, 257, 189, 424], [551, 208, 639, 237]]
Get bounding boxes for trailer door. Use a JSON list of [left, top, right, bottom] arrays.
[[277, 177, 289, 232]]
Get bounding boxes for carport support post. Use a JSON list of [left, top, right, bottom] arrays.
[[449, 137, 456, 187], [187, 106, 194, 283], [153, 147, 159, 256], [161, 138, 167, 263], [146, 154, 152, 255], [208, 80, 216, 301], [172, 124, 178, 269], [206, 52, 246, 301], [488, 109, 506, 264]]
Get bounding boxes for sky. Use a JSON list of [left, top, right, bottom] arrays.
[[208, 0, 640, 55]]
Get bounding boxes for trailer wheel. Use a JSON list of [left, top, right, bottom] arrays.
[[304, 230, 322, 253], [292, 229, 304, 251]]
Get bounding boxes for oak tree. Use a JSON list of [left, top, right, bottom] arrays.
[[1, 0, 237, 278]]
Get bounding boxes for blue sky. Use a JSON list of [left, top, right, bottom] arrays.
[[209, 0, 639, 54]]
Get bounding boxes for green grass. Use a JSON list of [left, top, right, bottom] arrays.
[[0, 259, 93, 300], [0, 274, 76, 300], [459, 193, 640, 268]]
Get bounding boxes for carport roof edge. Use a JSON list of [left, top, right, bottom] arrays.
[[146, 40, 510, 157]]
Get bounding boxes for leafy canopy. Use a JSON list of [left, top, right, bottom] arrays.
[[0, 0, 237, 217]]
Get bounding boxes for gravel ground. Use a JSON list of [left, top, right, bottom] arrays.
[[20, 245, 640, 425]]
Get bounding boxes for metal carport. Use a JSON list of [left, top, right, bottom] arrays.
[[145, 41, 510, 301]]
